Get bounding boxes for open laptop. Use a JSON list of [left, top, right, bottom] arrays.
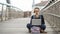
[[32, 19, 41, 25]]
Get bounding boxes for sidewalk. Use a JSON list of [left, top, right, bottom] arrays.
[[0, 18, 58, 34]]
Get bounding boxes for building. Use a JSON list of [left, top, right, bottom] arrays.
[[10, 8, 24, 18], [33, 1, 48, 10], [24, 11, 31, 18]]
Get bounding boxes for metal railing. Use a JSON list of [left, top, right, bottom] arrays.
[[42, 0, 60, 32], [42, 0, 56, 10], [0, 3, 23, 22]]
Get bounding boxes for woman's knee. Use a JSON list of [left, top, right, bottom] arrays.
[[40, 24, 46, 30], [26, 23, 32, 29], [27, 23, 30, 27]]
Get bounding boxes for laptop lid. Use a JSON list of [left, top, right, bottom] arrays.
[[32, 19, 41, 25]]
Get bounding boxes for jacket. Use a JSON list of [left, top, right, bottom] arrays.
[[30, 15, 45, 25]]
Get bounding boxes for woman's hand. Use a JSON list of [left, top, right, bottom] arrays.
[[35, 15, 39, 18]]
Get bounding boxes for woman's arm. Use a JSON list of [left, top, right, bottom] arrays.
[[41, 15, 45, 24], [30, 16, 33, 24]]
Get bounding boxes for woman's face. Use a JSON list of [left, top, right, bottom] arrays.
[[34, 9, 39, 15]]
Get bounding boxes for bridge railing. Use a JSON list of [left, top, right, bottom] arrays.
[[0, 3, 23, 21], [42, 0, 60, 32]]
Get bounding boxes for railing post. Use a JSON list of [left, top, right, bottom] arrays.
[[8, 6, 11, 19], [1, 5, 3, 21], [5, 6, 8, 20]]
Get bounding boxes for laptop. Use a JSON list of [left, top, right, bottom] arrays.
[[32, 19, 41, 25]]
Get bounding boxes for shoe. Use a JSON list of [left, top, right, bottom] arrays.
[[40, 30, 47, 33], [40, 30, 44, 33], [29, 29, 31, 33], [43, 31, 47, 33]]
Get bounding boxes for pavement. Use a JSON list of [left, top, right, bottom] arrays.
[[0, 18, 58, 34]]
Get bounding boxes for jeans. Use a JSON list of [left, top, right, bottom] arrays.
[[26, 23, 46, 30]]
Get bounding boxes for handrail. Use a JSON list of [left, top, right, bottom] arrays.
[[0, 2, 23, 11], [41, 1, 60, 12], [47, 13, 60, 18]]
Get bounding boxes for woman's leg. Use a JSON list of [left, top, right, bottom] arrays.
[[40, 24, 46, 30], [40, 24, 46, 33], [26, 23, 32, 33], [27, 23, 30, 29]]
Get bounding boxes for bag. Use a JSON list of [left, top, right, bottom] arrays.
[[31, 26, 40, 34]]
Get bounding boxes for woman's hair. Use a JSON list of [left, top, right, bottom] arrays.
[[34, 7, 40, 13]]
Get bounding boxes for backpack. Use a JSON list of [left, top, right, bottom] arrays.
[[31, 26, 40, 34]]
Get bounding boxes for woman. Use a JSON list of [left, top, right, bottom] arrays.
[[26, 7, 46, 33]]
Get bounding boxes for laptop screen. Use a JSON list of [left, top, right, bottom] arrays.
[[32, 19, 41, 25]]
